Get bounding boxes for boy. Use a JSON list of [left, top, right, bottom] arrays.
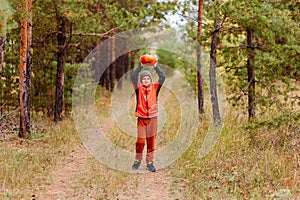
[[131, 60, 166, 172]]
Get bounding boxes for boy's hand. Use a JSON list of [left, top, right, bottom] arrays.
[[153, 55, 158, 67]]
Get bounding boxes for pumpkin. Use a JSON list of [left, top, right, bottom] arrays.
[[140, 54, 157, 65]]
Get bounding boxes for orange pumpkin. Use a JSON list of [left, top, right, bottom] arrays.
[[140, 54, 157, 65]]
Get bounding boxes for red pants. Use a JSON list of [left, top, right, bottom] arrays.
[[135, 117, 157, 163]]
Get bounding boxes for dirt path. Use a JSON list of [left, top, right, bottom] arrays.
[[37, 71, 186, 199], [37, 144, 96, 200], [37, 144, 183, 200], [115, 170, 182, 200]]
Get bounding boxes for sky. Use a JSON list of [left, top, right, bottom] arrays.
[[158, 0, 188, 29]]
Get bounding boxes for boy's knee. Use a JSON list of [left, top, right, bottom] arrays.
[[136, 138, 145, 145]]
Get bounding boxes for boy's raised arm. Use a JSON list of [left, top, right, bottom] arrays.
[[154, 65, 166, 85], [131, 65, 143, 89]]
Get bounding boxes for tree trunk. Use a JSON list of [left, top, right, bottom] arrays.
[[116, 53, 128, 89], [197, 0, 204, 114], [0, 36, 5, 76], [19, 0, 30, 138], [110, 35, 115, 92], [209, 18, 221, 125], [105, 69, 110, 90], [124, 53, 129, 79], [130, 50, 135, 74], [247, 29, 255, 120], [96, 43, 105, 87], [104, 41, 110, 90], [0, 17, 6, 77], [24, 0, 32, 134], [54, 16, 66, 122]]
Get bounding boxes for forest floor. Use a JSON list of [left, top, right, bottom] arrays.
[[1, 81, 299, 200], [37, 143, 183, 200]]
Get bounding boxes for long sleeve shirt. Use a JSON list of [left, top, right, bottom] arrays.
[[131, 65, 166, 118]]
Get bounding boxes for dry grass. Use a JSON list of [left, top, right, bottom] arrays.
[[0, 116, 133, 199], [0, 118, 79, 199], [1, 84, 299, 199], [169, 105, 300, 199]]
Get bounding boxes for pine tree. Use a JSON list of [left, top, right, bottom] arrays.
[[197, 0, 300, 120], [197, 0, 204, 115], [54, 5, 67, 122], [19, 0, 32, 138], [209, 0, 222, 125]]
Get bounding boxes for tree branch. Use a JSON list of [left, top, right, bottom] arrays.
[[0, 108, 20, 121], [0, 101, 8, 109], [71, 26, 118, 37], [33, 26, 119, 46], [177, 13, 198, 23], [220, 13, 227, 28]]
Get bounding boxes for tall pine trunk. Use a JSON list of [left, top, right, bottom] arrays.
[[110, 34, 115, 92], [0, 36, 4, 76], [116, 54, 127, 89], [105, 41, 111, 91], [197, 0, 204, 114], [19, 0, 32, 138], [209, 17, 221, 125], [130, 50, 135, 80], [247, 29, 255, 119], [0, 14, 7, 76], [54, 16, 66, 122], [24, 0, 32, 134], [25, 0, 32, 129], [124, 53, 129, 79], [130, 51, 135, 71]]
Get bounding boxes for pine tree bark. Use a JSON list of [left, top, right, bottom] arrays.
[[24, 0, 32, 134], [97, 43, 105, 87], [0, 18, 6, 76], [19, 0, 31, 138], [130, 51, 135, 72], [124, 53, 129, 79], [247, 29, 255, 119], [105, 69, 110, 90], [54, 16, 66, 122], [116, 56, 123, 89], [0, 36, 4, 76], [209, 17, 221, 125], [197, 0, 204, 114], [105, 41, 111, 90], [110, 35, 115, 92], [116, 53, 129, 89]]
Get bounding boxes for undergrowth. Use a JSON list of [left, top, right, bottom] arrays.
[[170, 106, 300, 199]]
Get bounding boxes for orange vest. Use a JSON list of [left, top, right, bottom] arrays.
[[135, 82, 161, 118]]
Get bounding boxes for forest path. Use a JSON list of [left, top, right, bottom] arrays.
[[37, 70, 185, 199], [37, 144, 183, 200]]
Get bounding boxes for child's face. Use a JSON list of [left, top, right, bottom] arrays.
[[141, 76, 151, 86]]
